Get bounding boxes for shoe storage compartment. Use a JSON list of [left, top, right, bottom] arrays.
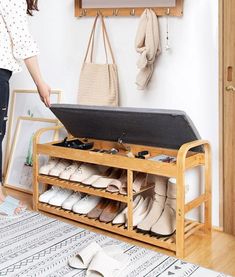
[[33, 125, 211, 258]]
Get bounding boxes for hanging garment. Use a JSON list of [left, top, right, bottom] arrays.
[[135, 9, 161, 90], [78, 14, 119, 106]]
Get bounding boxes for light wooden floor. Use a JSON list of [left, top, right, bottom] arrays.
[[4, 187, 235, 277]]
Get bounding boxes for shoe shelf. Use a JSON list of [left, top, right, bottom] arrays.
[[38, 175, 155, 203], [33, 125, 212, 258], [38, 202, 204, 253]]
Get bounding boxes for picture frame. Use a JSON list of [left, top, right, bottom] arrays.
[[4, 117, 58, 194], [4, 89, 62, 175]]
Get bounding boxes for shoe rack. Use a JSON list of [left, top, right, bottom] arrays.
[[33, 125, 212, 258]]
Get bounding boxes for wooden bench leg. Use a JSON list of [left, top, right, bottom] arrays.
[[204, 143, 212, 234], [33, 148, 39, 211], [127, 169, 133, 232], [176, 163, 185, 258]]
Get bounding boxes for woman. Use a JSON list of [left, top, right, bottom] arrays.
[[0, 0, 50, 213]]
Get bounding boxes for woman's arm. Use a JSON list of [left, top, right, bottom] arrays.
[[0, 0, 51, 107], [24, 56, 51, 107]]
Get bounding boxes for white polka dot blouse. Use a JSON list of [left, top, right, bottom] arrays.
[[0, 0, 39, 73]]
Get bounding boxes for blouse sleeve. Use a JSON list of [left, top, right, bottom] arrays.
[[0, 0, 39, 60]]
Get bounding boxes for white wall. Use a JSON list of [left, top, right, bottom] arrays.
[[9, 0, 219, 225]]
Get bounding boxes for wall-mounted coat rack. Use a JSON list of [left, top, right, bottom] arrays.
[[75, 0, 183, 17]]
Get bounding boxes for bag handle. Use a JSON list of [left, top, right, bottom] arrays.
[[83, 14, 116, 64]]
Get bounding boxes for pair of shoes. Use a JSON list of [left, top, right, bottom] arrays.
[[59, 162, 81, 180], [69, 163, 100, 183], [50, 160, 72, 177], [86, 168, 123, 189], [112, 195, 152, 227], [72, 195, 101, 215], [39, 158, 72, 177], [39, 186, 60, 203], [137, 177, 176, 236], [39, 157, 60, 175], [68, 241, 129, 276], [106, 172, 149, 195], [57, 162, 101, 183], [40, 158, 102, 183], [39, 186, 75, 207], [54, 137, 94, 150], [87, 198, 124, 223], [62, 191, 84, 210], [81, 167, 112, 186], [39, 186, 85, 210]]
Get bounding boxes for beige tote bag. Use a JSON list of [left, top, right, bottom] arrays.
[[78, 15, 119, 106]]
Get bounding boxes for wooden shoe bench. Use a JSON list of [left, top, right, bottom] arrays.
[[33, 125, 212, 258]]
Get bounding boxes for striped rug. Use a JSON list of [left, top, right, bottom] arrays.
[[0, 211, 229, 277]]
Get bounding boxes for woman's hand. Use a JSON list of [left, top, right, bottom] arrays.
[[24, 56, 51, 108], [37, 81, 51, 107]]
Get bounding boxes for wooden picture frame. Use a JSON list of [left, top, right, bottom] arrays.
[[3, 89, 62, 176], [4, 117, 58, 194], [75, 0, 183, 17]]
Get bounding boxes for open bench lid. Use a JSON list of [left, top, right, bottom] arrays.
[[50, 104, 202, 152]]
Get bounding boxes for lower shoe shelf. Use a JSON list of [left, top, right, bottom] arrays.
[[38, 202, 204, 253]]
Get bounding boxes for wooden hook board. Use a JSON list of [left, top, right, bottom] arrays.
[[75, 0, 183, 17]]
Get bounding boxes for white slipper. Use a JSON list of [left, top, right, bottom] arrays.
[[91, 169, 122, 189], [82, 168, 113, 186], [68, 242, 122, 270], [82, 174, 102, 186], [86, 251, 129, 277]]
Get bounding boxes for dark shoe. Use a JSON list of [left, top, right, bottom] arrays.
[[54, 137, 94, 150], [99, 201, 122, 223]]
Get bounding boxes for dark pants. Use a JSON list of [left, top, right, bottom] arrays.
[[0, 69, 12, 183]]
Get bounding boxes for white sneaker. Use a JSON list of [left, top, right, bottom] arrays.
[[59, 162, 81, 180], [39, 158, 60, 175], [49, 160, 71, 177], [72, 195, 101, 214], [62, 192, 83, 210], [49, 188, 73, 207], [39, 186, 60, 203], [70, 164, 100, 183]]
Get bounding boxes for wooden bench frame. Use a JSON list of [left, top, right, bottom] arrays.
[[33, 125, 211, 258]]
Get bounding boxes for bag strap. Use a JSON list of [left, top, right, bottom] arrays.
[[100, 15, 116, 64], [83, 15, 98, 63], [83, 14, 116, 64]]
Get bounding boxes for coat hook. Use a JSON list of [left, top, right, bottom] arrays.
[[81, 9, 87, 17], [166, 8, 170, 15], [97, 9, 103, 16], [130, 8, 135, 16], [113, 9, 119, 16]]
